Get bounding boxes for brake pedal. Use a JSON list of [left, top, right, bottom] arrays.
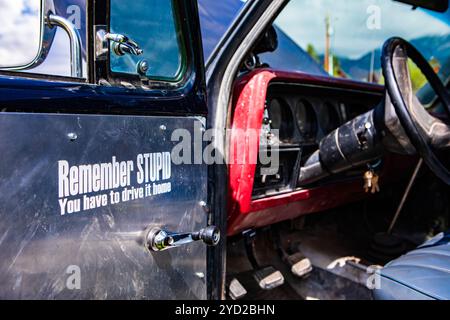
[[241, 230, 285, 290], [228, 278, 247, 300], [271, 225, 313, 278], [253, 266, 285, 290], [286, 252, 313, 277]]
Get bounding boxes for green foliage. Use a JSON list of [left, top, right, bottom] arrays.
[[332, 55, 341, 77], [306, 44, 320, 64], [407, 59, 427, 93]]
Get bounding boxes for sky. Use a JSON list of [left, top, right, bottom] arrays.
[[275, 0, 450, 59], [0, 0, 41, 67], [0, 0, 87, 77], [1, 0, 449, 75]]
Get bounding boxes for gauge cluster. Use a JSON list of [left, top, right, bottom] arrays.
[[254, 82, 382, 198], [263, 94, 343, 146]]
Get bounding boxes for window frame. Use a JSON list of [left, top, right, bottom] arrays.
[[108, 0, 187, 84], [0, 0, 198, 92], [103, 0, 196, 90], [0, 0, 207, 117]]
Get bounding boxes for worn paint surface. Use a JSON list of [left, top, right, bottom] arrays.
[[0, 113, 207, 299]]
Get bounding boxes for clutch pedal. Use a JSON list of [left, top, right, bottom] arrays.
[[242, 230, 285, 290]]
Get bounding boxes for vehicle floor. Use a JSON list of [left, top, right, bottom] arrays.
[[227, 219, 374, 300], [226, 172, 449, 300]]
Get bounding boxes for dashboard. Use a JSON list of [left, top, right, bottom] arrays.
[[228, 69, 386, 235], [253, 81, 383, 198]]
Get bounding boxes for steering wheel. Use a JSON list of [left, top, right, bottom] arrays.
[[382, 37, 450, 185]]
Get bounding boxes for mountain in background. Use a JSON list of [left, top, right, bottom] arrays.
[[318, 34, 450, 82]]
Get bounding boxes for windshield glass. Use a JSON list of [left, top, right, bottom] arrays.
[[273, 0, 450, 91]]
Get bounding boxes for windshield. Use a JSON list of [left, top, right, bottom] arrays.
[[273, 0, 450, 92]]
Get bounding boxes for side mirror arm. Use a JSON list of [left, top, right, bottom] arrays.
[[46, 14, 83, 78]]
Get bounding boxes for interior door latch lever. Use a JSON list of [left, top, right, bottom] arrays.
[[104, 33, 143, 56], [145, 226, 220, 252]]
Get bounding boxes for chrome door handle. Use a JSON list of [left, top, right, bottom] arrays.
[[145, 225, 220, 252]]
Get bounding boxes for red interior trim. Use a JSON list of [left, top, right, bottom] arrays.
[[227, 69, 385, 236]]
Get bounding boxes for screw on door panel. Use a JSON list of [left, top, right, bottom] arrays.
[[199, 201, 210, 213], [67, 132, 78, 141], [137, 59, 149, 75]]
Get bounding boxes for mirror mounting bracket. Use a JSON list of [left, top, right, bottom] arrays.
[[94, 26, 108, 61], [46, 13, 83, 78]]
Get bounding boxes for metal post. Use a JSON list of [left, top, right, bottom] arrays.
[[387, 158, 423, 234]]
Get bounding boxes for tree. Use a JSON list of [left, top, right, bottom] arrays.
[[429, 57, 441, 74], [306, 44, 320, 64], [332, 55, 341, 77]]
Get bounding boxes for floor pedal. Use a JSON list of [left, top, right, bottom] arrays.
[[287, 252, 313, 277], [228, 278, 247, 300], [253, 266, 285, 290]]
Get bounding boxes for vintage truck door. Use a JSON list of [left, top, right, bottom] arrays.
[[0, 0, 213, 299]]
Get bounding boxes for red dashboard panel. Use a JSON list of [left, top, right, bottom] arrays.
[[227, 69, 389, 236]]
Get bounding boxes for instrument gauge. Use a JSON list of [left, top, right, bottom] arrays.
[[267, 98, 294, 142], [294, 99, 318, 141], [268, 99, 283, 130], [321, 102, 341, 134]]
